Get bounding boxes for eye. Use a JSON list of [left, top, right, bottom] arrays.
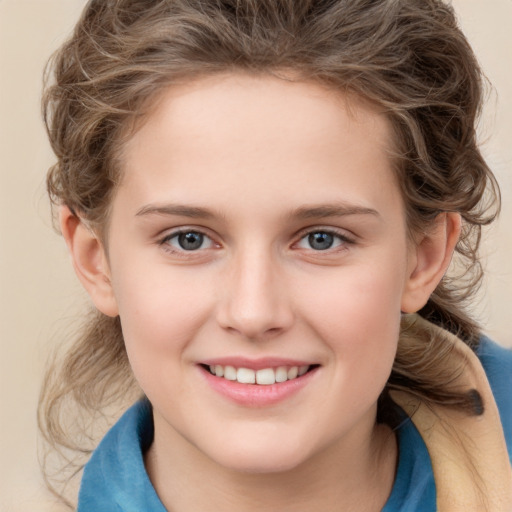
[[162, 230, 215, 251], [296, 230, 352, 251]]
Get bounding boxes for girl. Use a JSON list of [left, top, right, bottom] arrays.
[[40, 0, 512, 510]]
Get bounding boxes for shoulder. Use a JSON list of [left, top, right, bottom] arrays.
[[477, 336, 512, 461]]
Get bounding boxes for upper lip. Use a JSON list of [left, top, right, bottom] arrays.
[[199, 357, 317, 370]]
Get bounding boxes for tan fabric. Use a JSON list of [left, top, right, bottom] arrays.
[[390, 316, 512, 511]]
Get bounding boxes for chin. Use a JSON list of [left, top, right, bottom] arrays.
[[222, 455, 307, 475], [205, 437, 313, 475]]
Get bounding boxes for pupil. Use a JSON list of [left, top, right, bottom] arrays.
[[308, 232, 333, 250], [178, 232, 203, 250]]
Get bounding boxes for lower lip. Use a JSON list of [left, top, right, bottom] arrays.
[[199, 366, 319, 407]]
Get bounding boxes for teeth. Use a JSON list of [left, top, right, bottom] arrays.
[[275, 366, 288, 383], [287, 366, 298, 380], [224, 365, 237, 381], [256, 368, 276, 385], [237, 368, 255, 384], [207, 364, 312, 384]]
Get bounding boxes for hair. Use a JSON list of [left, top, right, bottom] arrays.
[[40, 0, 500, 505]]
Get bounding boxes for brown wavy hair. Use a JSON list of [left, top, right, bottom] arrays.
[[40, 0, 500, 505]]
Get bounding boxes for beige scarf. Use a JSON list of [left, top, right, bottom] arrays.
[[390, 315, 512, 511]]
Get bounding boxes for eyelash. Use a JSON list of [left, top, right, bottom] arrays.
[[158, 227, 355, 256], [294, 228, 355, 253], [159, 229, 217, 257]]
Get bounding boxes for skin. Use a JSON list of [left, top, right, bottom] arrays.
[[62, 74, 461, 511]]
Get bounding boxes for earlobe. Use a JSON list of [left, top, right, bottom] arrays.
[[401, 213, 461, 314], [59, 206, 119, 317]]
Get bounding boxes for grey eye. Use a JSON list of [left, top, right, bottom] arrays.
[[161, 230, 216, 254], [177, 232, 204, 250], [307, 232, 334, 250]]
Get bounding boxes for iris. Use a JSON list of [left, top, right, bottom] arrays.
[[308, 232, 334, 250]]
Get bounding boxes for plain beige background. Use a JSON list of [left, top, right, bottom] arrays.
[[1, 1, 511, 510]]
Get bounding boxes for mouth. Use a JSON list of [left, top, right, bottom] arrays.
[[198, 357, 321, 406], [200, 363, 319, 385]]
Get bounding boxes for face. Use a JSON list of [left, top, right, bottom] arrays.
[[104, 74, 416, 473]]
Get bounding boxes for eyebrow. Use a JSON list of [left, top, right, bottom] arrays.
[[135, 202, 380, 220], [290, 203, 380, 220], [135, 204, 216, 219]]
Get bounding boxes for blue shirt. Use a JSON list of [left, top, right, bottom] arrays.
[[78, 337, 512, 511]]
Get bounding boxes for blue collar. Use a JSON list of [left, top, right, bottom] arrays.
[[78, 399, 167, 512], [78, 399, 435, 511]]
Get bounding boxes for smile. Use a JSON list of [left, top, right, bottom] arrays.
[[199, 360, 320, 407], [207, 364, 311, 385]]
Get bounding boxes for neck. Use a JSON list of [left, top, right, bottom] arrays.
[[145, 417, 397, 512]]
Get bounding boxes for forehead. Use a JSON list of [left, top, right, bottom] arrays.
[[126, 73, 391, 150], [117, 73, 400, 218]]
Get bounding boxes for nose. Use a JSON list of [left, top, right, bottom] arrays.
[[216, 247, 295, 340]]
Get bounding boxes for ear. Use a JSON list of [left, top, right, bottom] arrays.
[[60, 206, 119, 317], [401, 212, 461, 314]]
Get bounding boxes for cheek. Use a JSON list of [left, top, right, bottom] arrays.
[[295, 261, 404, 393], [299, 260, 405, 335], [110, 263, 216, 378]]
